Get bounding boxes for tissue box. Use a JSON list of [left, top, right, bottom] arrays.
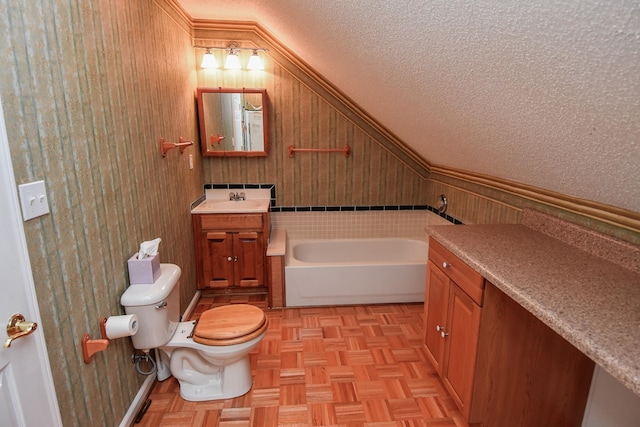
[[128, 253, 160, 284]]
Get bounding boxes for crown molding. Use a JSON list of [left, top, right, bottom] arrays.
[[431, 165, 640, 233]]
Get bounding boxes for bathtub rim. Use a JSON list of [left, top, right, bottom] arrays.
[[285, 237, 428, 267]]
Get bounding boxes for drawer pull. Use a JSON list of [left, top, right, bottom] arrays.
[[442, 262, 450, 269]]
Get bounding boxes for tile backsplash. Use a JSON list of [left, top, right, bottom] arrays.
[[272, 209, 454, 240]]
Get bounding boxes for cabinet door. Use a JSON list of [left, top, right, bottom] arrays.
[[424, 260, 450, 375], [233, 232, 265, 287], [443, 282, 482, 418], [204, 231, 234, 288]]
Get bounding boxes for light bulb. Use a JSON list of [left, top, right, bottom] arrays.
[[224, 52, 241, 69], [200, 49, 218, 69], [247, 50, 264, 70]]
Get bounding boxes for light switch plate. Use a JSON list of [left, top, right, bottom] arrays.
[[18, 180, 50, 221]]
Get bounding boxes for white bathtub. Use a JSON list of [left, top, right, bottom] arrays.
[[285, 238, 428, 307]]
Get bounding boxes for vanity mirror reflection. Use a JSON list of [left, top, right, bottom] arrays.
[[197, 88, 269, 157]]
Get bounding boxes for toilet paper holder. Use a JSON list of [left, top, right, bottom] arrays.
[[82, 315, 138, 364], [81, 317, 110, 364]]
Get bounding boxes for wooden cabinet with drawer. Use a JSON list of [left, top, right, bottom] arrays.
[[192, 213, 269, 290], [424, 238, 484, 418], [424, 237, 594, 426]]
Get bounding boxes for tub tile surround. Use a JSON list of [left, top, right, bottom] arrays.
[[272, 209, 454, 241], [425, 209, 640, 396]]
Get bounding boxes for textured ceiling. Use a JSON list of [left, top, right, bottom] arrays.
[[179, 0, 640, 213]]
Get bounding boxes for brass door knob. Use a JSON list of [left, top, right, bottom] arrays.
[[4, 313, 37, 348]]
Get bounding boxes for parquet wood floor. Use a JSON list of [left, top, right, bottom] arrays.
[[136, 295, 469, 427]]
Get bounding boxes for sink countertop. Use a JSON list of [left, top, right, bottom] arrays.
[[191, 188, 272, 214], [191, 198, 270, 214], [425, 219, 640, 396]]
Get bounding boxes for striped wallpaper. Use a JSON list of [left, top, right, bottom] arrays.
[[0, 1, 201, 425]]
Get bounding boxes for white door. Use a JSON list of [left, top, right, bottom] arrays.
[[0, 98, 62, 426]]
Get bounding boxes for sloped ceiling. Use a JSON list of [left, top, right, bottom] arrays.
[[178, 0, 640, 213]]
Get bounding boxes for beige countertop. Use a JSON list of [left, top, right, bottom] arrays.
[[191, 198, 270, 214], [425, 221, 640, 397], [267, 228, 286, 257], [191, 188, 272, 214]]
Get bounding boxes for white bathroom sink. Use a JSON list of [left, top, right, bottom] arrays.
[[212, 200, 261, 209], [191, 199, 270, 213]]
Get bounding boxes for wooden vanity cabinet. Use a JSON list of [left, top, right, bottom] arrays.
[[424, 239, 484, 419], [424, 237, 594, 426], [193, 213, 268, 289]]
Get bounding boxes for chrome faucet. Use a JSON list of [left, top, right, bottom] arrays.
[[228, 192, 246, 201]]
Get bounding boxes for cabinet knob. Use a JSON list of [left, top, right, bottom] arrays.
[[227, 256, 233, 262], [442, 262, 450, 269], [436, 325, 448, 338]]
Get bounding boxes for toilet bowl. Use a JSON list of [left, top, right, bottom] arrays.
[[120, 264, 268, 401]]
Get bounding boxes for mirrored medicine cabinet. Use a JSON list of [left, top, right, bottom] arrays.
[[197, 88, 269, 157]]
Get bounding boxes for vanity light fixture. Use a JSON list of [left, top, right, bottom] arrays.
[[193, 42, 268, 70], [224, 45, 242, 70], [247, 49, 264, 70], [200, 48, 218, 69]]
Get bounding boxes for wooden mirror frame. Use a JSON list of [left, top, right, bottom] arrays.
[[197, 87, 269, 157]]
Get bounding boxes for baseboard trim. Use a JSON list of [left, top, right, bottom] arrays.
[[183, 290, 201, 320], [118, 375, 155, 427]]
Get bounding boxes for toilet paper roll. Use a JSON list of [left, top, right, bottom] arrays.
[[105, 314, 138, 339]]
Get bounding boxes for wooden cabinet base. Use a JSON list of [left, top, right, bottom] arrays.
[[268, 255, 285, 308], [469, 282, 594, 426], [201, 287, 268, 296], [193, 213, 268, 291]]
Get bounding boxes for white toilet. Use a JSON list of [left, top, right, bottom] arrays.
[[120, 264, 268, 401]]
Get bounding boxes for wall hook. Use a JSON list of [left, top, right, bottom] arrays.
[[210, 134, 225, 147], [160, 137, 194, 157]]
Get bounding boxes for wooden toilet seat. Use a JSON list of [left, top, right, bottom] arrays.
[[193, 304, 268, 346]]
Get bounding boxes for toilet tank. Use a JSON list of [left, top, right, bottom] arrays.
[[120, 264, 181, 351]]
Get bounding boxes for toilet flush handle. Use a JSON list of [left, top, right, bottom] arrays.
[[155, 301, 167, 310]]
